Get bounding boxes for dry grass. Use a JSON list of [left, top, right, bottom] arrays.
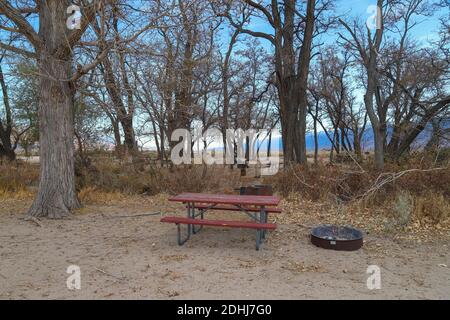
[[414, 192, 450, 224], [0, 162, 38, 200], [76, 158, 242, 196], [266, 157, 450, 205], [78, 187, 130, 205], [0, 158, 242, 202], [276, 192, 450, 243], [1, 151, 449, 242]]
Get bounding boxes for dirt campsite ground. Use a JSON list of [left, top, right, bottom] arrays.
[[1, 194, 449, 300]]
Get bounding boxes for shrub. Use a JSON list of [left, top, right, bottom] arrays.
[[76, 156, 242, 196], [267, 159, 450, 203], [414, 192, 450, 224], [385, 191, 414, 231]]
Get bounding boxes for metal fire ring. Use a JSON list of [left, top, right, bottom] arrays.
[[311, 225, 364, 251]]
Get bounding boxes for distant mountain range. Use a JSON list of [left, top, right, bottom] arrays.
[[62, 122, 446, 153], [253, 123, 447, 152]]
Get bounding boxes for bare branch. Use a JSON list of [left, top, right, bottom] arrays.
[[0, 0, 42, 50], [0, 42, 36, 58]]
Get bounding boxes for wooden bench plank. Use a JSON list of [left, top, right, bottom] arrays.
[[190, 204, 282, 214], [169, 193, 281, 206], [161, 216, 277, 230]]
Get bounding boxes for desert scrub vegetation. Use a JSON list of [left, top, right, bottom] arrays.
[[385, 191, 415, 232], [267, 152, 449, 201], [0, 162, 38, 199], [414, 192, 450, 224], [1, 150, 449, 236], [266, 152, 450, 230], [0, 156, 241, 200], [75, 157, 241, 195]]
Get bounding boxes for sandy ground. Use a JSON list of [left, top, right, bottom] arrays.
[[0, 198, 449, 300]]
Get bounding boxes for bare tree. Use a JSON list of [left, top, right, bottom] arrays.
[[0, 0, 101, 217], [338, 0, 389, 169], [0, 0, 156, 218], [219, 0, 332, 165], [338, 0, 448, 167]]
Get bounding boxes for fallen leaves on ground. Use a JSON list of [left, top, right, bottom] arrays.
[[277, 193, 450, 244]]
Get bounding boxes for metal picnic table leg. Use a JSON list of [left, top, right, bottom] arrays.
[[255, 206, 266, 251], [262, 208, 268, 239], [192, 203, 204, 235], [177, 202, 194, 246], [256, 228, 262, 251], [177, 223, 191, 246]]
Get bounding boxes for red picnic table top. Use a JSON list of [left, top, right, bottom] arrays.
[[168, 193, 281, 207]]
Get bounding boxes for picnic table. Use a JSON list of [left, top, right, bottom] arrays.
[[161, 193, 282, 250]]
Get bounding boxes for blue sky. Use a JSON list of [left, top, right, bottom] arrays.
[[237, 0, 446, 49], [335, 0, 445, 41], [2, 0, 447, 151]]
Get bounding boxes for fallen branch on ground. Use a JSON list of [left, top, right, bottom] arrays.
[[104, 212, 161, 219], [288, 164, 315, 189], [355, 166, 449, 202], [94, 268, 126, 282], [297, 223, 314, 229]]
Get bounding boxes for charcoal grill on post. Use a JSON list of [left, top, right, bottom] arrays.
[[311, 225, 364, 251], [238, 185, 273, 196]]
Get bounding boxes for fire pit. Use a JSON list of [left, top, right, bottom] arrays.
[[311, 225, 364, 251]]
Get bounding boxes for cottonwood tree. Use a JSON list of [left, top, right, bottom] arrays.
[[338, 0, 391, 169], [224, 40, 275, 170], [87, 3, 142, 159], [338, 0, 449, 168], [74, 95, 104, 165], [381, 46, 449, 159], [390, 6, 450, 159], [132, 61, 169, 163], [136, 0, 219, 152], [218, 0, 334, 165], [168, 0, 218, 148], [80, 78, 124, 156], [313, 48, 356, 160], [0, 0, 156, 218], [0, 0, 101, 217]]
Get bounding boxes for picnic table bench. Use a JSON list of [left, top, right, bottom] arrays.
[[161, 193, 282, 250]]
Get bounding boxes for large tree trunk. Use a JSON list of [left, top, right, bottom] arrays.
[[295, 105, 308, 164], [28, 54, 81, 218], [27, 0, 81, 218], [425, 119, 441, 152], [0, 144, 16, 161], [353, 128, 363, 162], [294, 0, 316, 165], [386, 124, 402, 159], [280, 93, 297, 165], [0, 133, 15, 161], [0, 0, 99, 218], [372, 125, 385, 170], [364, 76, 385, 170], [121, 116, 137, 155], [111, 119, 122, 157]]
